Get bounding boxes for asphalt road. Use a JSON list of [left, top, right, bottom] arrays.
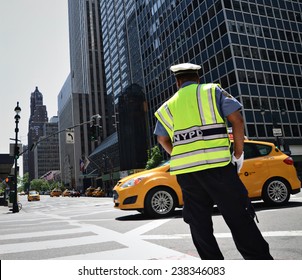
[[1, 192, 302, 260]]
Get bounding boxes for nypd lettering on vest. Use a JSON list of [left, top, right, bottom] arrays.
[[173, 124, 228, 146], [174, 128, 203, 143]]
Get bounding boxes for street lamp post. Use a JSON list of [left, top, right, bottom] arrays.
[[260, 106, 285, 149], [12, 102, 21, 213]]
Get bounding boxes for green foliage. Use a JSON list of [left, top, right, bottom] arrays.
[[30, 179, 48, 192], [16, 172, 64, 193], [0, 182, 5, 195], [49, 181, 63, 191], [19, 172, 30, 193], [145, 145, 163, 170]]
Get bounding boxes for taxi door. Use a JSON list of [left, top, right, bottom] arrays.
[[238, 143, 270, 199]]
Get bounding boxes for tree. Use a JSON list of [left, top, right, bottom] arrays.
[[30, 179, 47, 192], [19, 172, 30, 193], [48, 181, 62, 191], [0, 181, 5, 196], [145, 145, 163, 170]]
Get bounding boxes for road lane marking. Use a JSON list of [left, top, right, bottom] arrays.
[[0, 235, 113, 254], [0, 227, 91, 240], [142, 230, 302, 240], [125, 219, 172, 236]]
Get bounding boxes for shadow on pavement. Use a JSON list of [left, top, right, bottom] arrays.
[[115, 200, 302, 221], [115, 211, 182, 221], [252, 200, 302, 212]]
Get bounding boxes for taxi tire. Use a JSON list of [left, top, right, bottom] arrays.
[[262, 177, 290, 206], [144, 187, 176, 218]]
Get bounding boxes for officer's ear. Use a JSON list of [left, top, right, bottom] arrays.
[[176, 78, 182, 89]]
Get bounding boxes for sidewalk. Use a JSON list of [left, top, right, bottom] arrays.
[[0, 202, 15, 215]]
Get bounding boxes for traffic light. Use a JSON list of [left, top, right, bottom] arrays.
[[5, 176, 14, 185], [15, 145, 20, 159], [90, 125, 99, 141], [89, 115, 101, 141]]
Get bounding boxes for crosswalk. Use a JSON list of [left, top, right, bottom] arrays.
[[0, 197, 198, 260], [1, 194, 302, 260]]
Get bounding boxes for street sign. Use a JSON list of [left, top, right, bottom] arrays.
[[66, 129, 75, 144], [273, 128, 282, 137]]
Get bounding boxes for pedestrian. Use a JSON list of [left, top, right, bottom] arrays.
[[154, 63, 273, 260]]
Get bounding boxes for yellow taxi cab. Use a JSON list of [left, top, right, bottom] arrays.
[[85, 187, 96, 197], [92, 187, 106, 197], [28, 190, 40, 202], [50, 188, 62, 197], [62, 189, 71, 197], [113, 140, 301, 217]]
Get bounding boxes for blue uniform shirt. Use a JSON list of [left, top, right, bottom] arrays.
[[154, 82, 242, 136]]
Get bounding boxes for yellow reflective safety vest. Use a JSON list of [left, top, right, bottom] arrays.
[[155, 83, 231, 175]]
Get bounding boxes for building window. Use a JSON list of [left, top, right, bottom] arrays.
[[247, 124, 257, 138], [223, 0, 232, 9], [242, 96, 252, 109], [292, 125, 300, 137], [294, 100, 302, 111], [247, 71, 256, 83], [257, 125, 266, 137]]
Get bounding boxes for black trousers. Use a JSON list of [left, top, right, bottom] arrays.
[[176, 162, 273, 260]]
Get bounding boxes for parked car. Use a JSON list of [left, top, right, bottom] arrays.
[[70, 190, 81, 197], [50, 188, 62, 197], [63, 189, 71, 197], [28, 190, 40, 202], [92, 187, 106, 197], [85, 187, 96, 197], [113, 140, 301, 217]]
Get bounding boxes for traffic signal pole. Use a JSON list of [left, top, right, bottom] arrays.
[[30, 114, 101, 152], [12, 102, 21, 213], [8, 113, 101, 214]]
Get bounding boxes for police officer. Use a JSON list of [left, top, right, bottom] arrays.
[[154, 63, 273, 260]]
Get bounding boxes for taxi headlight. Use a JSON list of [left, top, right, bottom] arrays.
[[120, 177, 146, 189]]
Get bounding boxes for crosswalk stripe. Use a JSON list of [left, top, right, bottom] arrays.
[[0, 228, 90, 240]]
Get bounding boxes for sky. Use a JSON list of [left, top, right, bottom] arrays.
[[0, 0, 70, 155]]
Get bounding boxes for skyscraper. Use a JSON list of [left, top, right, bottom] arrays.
[[100, 0, 148, 174], [34, 117, 60, 178], [57, 75, 74, 186], [100, 0, 144, 102], [59, 0, 109, 188], [134, 0, 302, 163], [27, 86, 48, 180]]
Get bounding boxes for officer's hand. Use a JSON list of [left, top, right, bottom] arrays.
[[231, 152, 244, 173]]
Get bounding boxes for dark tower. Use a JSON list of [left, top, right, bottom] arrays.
[[118, 84, 148, 170], [27, 86, 48, 180]]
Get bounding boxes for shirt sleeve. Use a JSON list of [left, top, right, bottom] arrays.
[[154, 120, 169, 136], [216, 86, 242, 118]]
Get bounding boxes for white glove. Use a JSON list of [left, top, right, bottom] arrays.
[[232, 152, 244, 173]]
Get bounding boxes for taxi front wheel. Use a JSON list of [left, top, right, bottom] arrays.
[[144, 188, 176, 218], [262, 178, 290, 205]]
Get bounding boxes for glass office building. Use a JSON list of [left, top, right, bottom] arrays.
[[135, 0, 302, 159], [100, 0, 148, 174], [64, 0, 109, 188], [100, 0, 140, 103]]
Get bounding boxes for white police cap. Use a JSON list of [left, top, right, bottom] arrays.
[[170, 63, 201, 76]]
